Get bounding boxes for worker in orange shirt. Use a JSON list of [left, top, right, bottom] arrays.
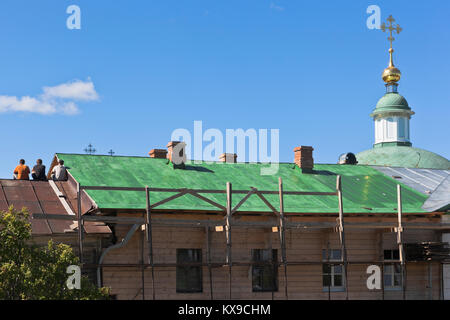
[[13, 159, 30, 180]]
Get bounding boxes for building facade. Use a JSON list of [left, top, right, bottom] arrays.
[[41, 145, 450, 300]]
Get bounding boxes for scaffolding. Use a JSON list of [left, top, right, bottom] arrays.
[[32, 176, 450, 300]]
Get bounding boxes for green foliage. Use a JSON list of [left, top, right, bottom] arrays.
[[0, 206, 110, 300]]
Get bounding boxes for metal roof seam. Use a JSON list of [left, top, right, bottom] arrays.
[[404, 167, 441, 186]]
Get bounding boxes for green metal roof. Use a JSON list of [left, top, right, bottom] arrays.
[[371, 92, 412, 117], [56, 153, 429, 214], [357, 146, 450, 170], [375, 92, 409, 109]]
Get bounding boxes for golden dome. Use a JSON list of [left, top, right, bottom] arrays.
[[382, 48, 401, 83], [382, 66, 401, 83]]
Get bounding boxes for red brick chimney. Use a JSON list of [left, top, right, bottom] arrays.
[[219, 153, 237, 163], [167, 141, 186, 167], [148, 149, 168, 159], [294, 146, 314, 173]]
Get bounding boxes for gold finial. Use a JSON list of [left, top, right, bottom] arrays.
[[381, 15, 402, 83]]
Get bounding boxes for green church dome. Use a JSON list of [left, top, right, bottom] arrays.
[[371, 92, 412, 117], [376, 92, 409, 109], [356, 146, 450, 169]]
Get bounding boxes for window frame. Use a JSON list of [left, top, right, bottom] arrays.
[[251, 249, 278, 293], [176, 248, 203, 293], [322, 249, 345, 292], [383, 249, 403, 291]]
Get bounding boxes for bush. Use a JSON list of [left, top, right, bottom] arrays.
[[0, 206, 110, 300]]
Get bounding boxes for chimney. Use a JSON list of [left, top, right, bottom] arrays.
[[149, 149, 168, 159], [219, 153, 237, 163], [167, 141, 186, 168], [294, 146, 314, 173]]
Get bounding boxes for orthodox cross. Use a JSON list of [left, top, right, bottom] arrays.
[[84, 144, 96, 155], [381, 15, 402, 49], [108, 149, 115, 156]]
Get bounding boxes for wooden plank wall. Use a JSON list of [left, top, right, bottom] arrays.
[[101, 218, 442, 300]]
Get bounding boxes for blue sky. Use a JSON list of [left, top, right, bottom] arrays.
[[0, 0, 448, 178]]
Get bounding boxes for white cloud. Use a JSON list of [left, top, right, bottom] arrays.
[[0, 79, 99, 115], [59, 101, 80, 115], [43, 79, 99, 101], [270, 2, 284, 11], [0, 96, 56, 114]]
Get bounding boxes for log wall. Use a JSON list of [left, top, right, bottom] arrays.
[[101, 214, 442, 300]]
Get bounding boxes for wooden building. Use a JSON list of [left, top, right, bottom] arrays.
[[33, 143, 450, 300]]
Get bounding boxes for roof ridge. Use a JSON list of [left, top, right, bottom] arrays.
[[55, 153, 375, 167]]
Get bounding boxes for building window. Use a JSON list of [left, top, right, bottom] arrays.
[[384, 249, 402, 290], [398, 118, 405, 138], [176, 249, 202, 293], [252, 249, 278, 292], [386, 117, 395, 139], [322, 249, 345, 291], [406, 120, 410, 139], [376, 119, 383, 141]]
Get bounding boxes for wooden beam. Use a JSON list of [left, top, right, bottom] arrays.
[[31, 213, 450, 230], [81, 185, 336, 196], [187, 190, 227, 211], [326, 236, 331, 300], [145, 186, 156, 300], [206, 226, 213, 300], [32, 213, 144, 224], [344, 222, 450, 230], [152, 188, 225, 194], [226, 182, 232, 300], [151, 218, 223, 227], [77, 182, 84, 264], [253, 188, 279, 215], [149, 190, 188, 209], [440, 262, 444, 300], [231, 189, 255, 214], [337, 175, 349, 300], [279, 177, 288, 300], [141, 226, 145, 300], [397, 184, 406, 300], [85, 259, 419, 268], [288, 221, 336, 229], [82, 186, 146, 192]]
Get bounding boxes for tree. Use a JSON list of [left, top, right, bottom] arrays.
[[0, 206, 110, 300]]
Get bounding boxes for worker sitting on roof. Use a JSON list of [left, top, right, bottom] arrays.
[[51, 159, 68, 181], [13, 159, 30, 180], [32, 159, 47, 181]]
